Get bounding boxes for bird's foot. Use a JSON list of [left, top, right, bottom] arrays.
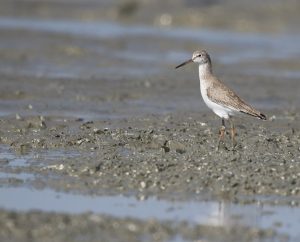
[[216, 141, 227, 151]]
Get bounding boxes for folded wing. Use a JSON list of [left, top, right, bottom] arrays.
[[207, 79, 267, 120]]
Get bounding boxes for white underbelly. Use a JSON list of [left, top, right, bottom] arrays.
[[200, 81, 235, 119]]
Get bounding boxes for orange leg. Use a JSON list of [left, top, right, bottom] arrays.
[[229, 117, 237, 148], [217, 118, 226, 150]]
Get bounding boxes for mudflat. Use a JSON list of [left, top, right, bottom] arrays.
[[0, 1, 300, 241]]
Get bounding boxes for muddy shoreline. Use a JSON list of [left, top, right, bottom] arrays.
[[1, 2, 300, 240], [1, 70, 299, 240], [1, 209, 288, 242], [1, 107, 300, 200]]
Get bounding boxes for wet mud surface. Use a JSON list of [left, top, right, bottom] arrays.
[[0, 73, 299, 241], [0, 110, 300, 201], [1, 1, 300, 241], [1, 209, 288, 242]]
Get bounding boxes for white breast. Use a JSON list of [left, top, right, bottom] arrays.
[[199, 68, 235, 119]]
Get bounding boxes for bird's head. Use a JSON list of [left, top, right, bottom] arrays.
[[175, 50, 211, 69]]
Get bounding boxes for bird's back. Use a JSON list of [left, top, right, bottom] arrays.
[[206, 76, 266, 120]]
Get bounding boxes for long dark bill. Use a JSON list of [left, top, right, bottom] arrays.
[[175, 59, 193, 69]]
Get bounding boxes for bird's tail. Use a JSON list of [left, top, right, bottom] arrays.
[[257, 112, 267, 120], [240, 109, 267, 120]]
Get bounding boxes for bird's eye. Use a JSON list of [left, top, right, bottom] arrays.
[[198, 54, 202, 57]]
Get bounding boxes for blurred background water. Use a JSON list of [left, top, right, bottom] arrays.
[[0, 2, 300, 241], [0, 0, 299, 119]]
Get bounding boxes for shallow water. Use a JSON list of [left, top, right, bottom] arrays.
[[0, 145, 79, 168], [0, 144, 300, 241], [0, 186, 299, 241], [0, 16, 299, 121], [0, 17, 300, 79], [0, 3, 300, 241], [0, 172, 34, 181]]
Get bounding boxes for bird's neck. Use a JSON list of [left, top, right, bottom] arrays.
[[198, 63, 212, 80]]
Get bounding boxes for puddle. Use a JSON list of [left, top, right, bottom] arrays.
[[0, 187, 299, 240], [0, 145, 28, 167], [0, 145, 80, 168], [0, 145, 81, 184], [0, 172, 34, 180]]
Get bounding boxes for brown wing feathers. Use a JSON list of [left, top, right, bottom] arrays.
[[207, 79, 267, 120]]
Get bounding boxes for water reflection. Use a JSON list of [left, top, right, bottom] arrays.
[[0, 187, 299, 240]]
